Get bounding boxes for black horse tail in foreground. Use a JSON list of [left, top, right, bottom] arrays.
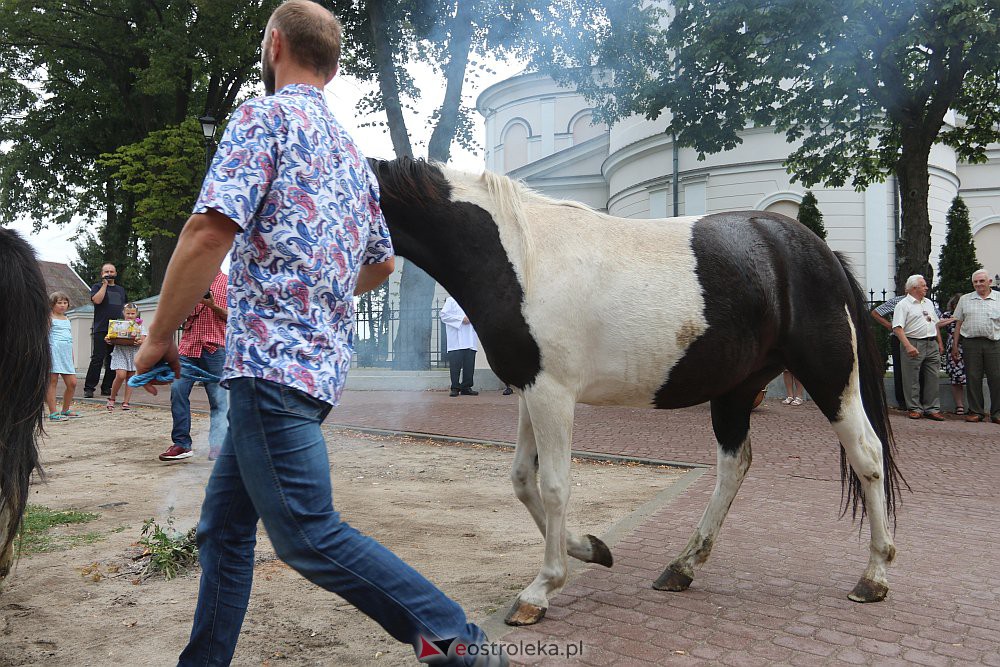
[[0, 229, 47, 584], [369, 156, 909, 626]]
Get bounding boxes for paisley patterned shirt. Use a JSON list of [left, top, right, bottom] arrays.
[[193, 83, 393, 405]]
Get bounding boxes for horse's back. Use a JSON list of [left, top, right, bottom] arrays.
[[520, 208, 856, 408]]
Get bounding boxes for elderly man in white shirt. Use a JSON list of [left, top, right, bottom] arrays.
[[892, 274, 946, 420], [952, 269, 1000, 424], [441, 296, 479, 397]]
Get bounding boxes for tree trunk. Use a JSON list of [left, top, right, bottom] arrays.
[[368, 1, 413, 159], [893, 137, 935, 295], [387, 2, 480, 370], [427, 0, 479, 163]]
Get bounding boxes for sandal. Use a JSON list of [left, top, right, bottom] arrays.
[[790, 397, 804, 406], [48, 412, 66, 422], [60, 410, 82, 419], [106, 399, 115, 412], [121, 403, 131, 411], [955, 407, 966, 415], [781, 396, 794, 405]]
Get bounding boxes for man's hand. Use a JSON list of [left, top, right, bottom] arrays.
[[951, 347, 961, 362], [905, 344, 919, 359], [462, 316, 470, 324], [134, 336, 181, 396], [201, 294, 215, 307]]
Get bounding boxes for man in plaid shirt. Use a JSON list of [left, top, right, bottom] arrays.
[[160, 270, 229, 462]]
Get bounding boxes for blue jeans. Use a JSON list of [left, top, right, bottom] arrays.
[[170, 349, 229, 451], [178, 377, 486, 666]]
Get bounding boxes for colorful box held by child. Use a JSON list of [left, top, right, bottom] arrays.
[[106, 318, 143, 345]]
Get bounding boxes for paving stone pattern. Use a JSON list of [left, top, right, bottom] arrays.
[[131, 388, 1000, 665]]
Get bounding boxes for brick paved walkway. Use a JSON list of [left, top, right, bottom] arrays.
[[102, 388, 1000, 665]]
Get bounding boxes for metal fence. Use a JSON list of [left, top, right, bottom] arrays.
[[350, 288, 900, 369], [353, 287, 449, 369]]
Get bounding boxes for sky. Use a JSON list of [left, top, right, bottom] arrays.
[[11, 58, 523, 266]]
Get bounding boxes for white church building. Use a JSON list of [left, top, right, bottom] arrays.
[[475, 71, 1000, 296]]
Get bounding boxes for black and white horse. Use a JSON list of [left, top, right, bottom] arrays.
[[0, 229, 47, 586], [368, 157, 904, 626]]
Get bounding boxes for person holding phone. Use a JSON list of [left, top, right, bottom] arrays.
[[84, 263, 127, 398], [158, 270, 230, 462]]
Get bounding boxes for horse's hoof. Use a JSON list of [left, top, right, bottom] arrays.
[[848, 578, 888, 603], [652, 566, 692, 591], [504, 599, 547, 626], [586, 534, 613, 567]]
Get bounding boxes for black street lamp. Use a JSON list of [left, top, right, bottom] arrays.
[[198, 115, 218, 172]]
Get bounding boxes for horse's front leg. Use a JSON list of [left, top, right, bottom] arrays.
[[510, 397, 613, 567], [505, 381, 576, 626]]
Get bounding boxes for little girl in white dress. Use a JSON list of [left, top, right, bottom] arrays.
[[107, 303, 145, 411]]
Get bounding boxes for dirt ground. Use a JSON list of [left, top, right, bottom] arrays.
[[0, 401, 686, 666]]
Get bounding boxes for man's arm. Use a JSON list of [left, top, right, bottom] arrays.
[[201, 295, 228, 321], [135, 209, 238, 387], [870, 309, 892, 330], [893, 326, 918, 358], [951, 320, 963, 360], [91, 281, 108, 305], [354, 258, 395, 296]]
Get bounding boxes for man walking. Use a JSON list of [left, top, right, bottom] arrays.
[[135, 2, 501, 665], [84, 263, 127, 398], [159, 270, 229, 462], [952, 270, 1000, 424], [892, 274, 946, 420], [441, 295, 478, 397]]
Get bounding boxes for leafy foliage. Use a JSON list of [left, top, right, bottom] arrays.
[[138, 514, 198, 581], [797, 191, 827, 241], [0, 0, 280, 286], [98, 119, 207, 242], [935, 196, 981, 305], [538, 0, 1000, 291]]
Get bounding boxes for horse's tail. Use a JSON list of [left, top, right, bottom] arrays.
[[835, 252, 907, 526], [0, 229, 47, 570]]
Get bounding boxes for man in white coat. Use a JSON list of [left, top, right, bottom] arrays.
[[440, 296, 478, 396]]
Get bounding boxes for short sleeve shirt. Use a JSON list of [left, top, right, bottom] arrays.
[[193, 84, 394, 405], [891, 294, 939, 339], [89, 283, 128, 334], [953, 290, 1000, 341]]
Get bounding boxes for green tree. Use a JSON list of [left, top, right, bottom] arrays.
[[797, 191, 827, 241], [347, 0, 639, 368], [542, 0, 1000, 295], [98, 119, 208, 293], [0, 0, 280, 289], [935, 196, 981, 306]]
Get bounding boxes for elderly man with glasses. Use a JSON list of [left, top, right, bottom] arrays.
[[952, 269, 1000, 424], [892, 274, 946, 420]]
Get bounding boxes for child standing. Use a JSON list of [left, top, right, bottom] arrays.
[[106, 303, 145, 411], [47, 292, 81, 421]]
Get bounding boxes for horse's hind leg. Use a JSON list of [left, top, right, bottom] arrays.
[[511, 397, 613, 567], [654, 385, 757, 591], [802, 377, 895, 602]]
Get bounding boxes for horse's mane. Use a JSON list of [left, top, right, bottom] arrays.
[[369, 156, 611, 294], [0, 228, 47, 564]]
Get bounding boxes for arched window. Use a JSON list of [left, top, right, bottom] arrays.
[[570, 111, 607, 145], [502, 121, 530, 172], [763, 200, 801, 220]]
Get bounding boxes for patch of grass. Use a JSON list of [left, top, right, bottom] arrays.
[[138, 514, 198, 580], [17, 504, 101, 555]]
